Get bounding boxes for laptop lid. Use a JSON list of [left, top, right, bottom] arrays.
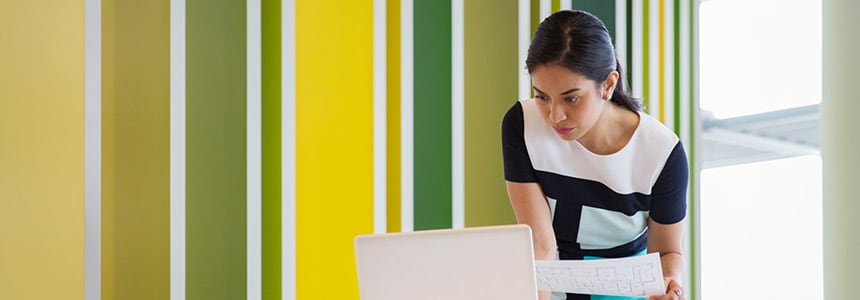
[[354, 224, 538, 300]]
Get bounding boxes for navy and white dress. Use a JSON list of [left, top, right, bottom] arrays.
[[502, 99, 688, 300]]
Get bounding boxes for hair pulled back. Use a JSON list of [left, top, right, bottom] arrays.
[[526, 10, 640, 112]]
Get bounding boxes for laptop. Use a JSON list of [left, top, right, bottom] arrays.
[[354, 224, 539, 300]]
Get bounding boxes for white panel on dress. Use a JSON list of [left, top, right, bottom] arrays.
[[519, 99, 679, 195], [577, 206, 649, 250]]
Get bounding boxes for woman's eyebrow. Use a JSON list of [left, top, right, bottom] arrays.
[[532, 86, 581, 95], [561, 88, 580, 95]]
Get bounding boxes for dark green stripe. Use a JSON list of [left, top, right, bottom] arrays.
[[673, 0, 681, 136], [262, 0, 281, 298], [187, 0, 247, 299], [413, 0, 452, 230], [464, 0, 517, 227], [571, 0, 617, 41], [642, 0, 649, 111]]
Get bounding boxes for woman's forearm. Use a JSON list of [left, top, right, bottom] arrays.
[[659, 252, 684, 287]]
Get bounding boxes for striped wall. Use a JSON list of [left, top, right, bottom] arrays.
[[0, 0, 700, 299]]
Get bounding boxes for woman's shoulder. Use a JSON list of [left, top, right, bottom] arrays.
[[502, 99, 537, 129], [635, 112, 680, 149]]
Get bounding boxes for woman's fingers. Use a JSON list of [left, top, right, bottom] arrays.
[[647, 279, 684, 300]]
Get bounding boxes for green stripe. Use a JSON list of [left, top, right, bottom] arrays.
[[187, 0, 247, 299], [464, 0, 517, 227], [552, 0, 560, 12], [262, 0, 281, 298], [673, 0, 681, 136], [642, 0, 649, 111], [101, 1, 170, 299], [571, 0, 617, 41], [413, 0, 452, 230]]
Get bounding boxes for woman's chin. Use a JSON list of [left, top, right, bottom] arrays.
[[555, 132, 580, 141]]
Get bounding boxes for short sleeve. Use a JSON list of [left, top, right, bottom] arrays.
[[649, 141, 689, 224], [502, 101, 539, 182]]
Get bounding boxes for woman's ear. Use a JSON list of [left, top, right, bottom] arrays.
[[603, 70, 620, 100]]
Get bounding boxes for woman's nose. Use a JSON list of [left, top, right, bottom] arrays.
[[548, 103, 567, 123]]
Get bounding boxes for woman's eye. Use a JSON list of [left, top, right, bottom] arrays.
[[536, 95, 549, 101], [564, 96, 579, 103]]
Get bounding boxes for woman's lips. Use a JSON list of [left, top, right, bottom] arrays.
[[554, 127, 572, 135]]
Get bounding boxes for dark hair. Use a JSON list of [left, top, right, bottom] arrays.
[[526, 10, 640, 112]]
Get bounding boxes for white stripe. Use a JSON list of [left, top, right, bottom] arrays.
[[84, 0, 101, 298], [615, 0, 627, 82], [560, 0, 572, 11], [518, 0, 531, 101], [631, 0, 643, 99], [648, 0, 660, 118], [680, 0, 691, 155], [246, 0, 262, 298], [400, 0, 414, 233], [282, 0, 297, 298], [663, 0, 674, 130], [451, 0, 465, 229], [451, 0, 466, 228], [539, 0, 551, 20], [373, 0, 388, 234], [170, 0, 187, 298]]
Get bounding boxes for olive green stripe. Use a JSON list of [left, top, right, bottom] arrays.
[[261, 0, 281, 298], [100, 1, 171, 299], [186, 0, 247, 299], [463, 0, 517, 227]]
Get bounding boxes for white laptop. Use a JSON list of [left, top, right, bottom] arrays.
[[354, 224, 539, 300]]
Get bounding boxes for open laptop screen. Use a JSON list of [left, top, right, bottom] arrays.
[[354, 225, 538, 300]]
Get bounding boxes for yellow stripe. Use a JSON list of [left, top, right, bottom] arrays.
[[659, 0, 666, 123], [296, 1, 374, 298], [0, 2, 85, 299], [387, 0, 401, 233]]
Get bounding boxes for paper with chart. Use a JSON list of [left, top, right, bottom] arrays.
[[535, 253, 665, 297]]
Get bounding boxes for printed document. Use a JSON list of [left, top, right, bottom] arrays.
[[535, 252, 665, 297]]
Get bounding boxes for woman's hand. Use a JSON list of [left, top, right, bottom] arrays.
[[647, 278, 684, 300]]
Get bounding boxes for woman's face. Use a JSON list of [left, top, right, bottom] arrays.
[[531, 64, 609, 141]]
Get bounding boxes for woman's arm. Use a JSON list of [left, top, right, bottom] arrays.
[[506, 181, 557, 300], [647, 218, 686, 300]]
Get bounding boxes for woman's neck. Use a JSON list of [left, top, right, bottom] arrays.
[[577, 102, 639, 155]]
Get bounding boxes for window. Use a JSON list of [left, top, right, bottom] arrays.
[[698, 0, 822, 299]]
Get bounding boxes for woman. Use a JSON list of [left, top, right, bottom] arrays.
[[502, 10, 687, 300]]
